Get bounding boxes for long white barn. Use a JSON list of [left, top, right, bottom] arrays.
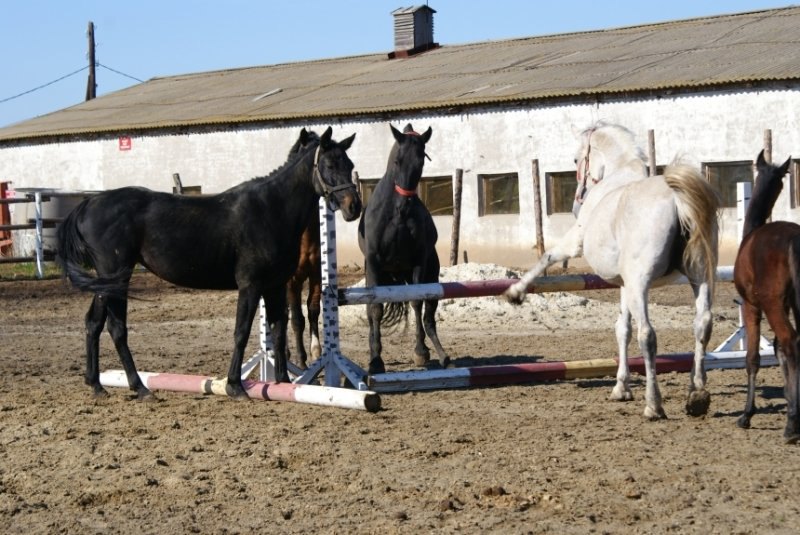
[[2, 6, 799, 266]]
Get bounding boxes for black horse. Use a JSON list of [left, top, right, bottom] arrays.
[[56, 127, 360, 400], [357, 123, 450, 375]]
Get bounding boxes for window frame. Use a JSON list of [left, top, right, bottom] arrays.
[[477, 172, 520, 216]]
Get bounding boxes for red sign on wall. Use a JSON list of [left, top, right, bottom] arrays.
[[119, 136, 132, 151]]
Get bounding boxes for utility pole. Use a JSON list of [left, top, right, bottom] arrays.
[[85, 21, 96, 101]]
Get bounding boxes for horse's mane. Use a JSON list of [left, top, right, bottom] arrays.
[[588, 121, 647, 165], [223, 134, 320, 196]]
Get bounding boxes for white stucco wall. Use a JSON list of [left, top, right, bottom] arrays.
[[2, 86, 799, 267]]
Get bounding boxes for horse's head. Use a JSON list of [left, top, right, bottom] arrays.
[[312, 126, 362, 222], [571, 122, 646, 217], [744, 149, 792, 235], [388, 123, 433, 196]]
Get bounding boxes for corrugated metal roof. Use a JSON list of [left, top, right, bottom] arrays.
[[2, 6, 800, 142]]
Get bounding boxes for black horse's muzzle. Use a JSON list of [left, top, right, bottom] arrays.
[[325, 183, 362, 222]]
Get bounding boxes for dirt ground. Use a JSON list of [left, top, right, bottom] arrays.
[[1, 265, 799, 534]]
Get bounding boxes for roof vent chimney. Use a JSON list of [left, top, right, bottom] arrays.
[[389, 5, 438, 59]]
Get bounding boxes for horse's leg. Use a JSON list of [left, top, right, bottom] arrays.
[[761, 304, 800, 443], [685, 280, 713, 416], [264, 285, 291, 385], [105, 296, 152, 400], [411, 299, 430, 366], [306, 272, 322, 361], [365, 256, 385, 375], [737, 302, 762, 429], [626, 283, 665, 419], [287, 278, 308, 368], [366, 302, 386, 374], [225, 286, 262, 399], [84, 294, 109, 398], [610, 287, 633, 402], [505, 225, 583, 303], [422, 299, 450, 369]]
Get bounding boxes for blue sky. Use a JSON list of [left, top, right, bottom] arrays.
[[0, 0, 791, 128]]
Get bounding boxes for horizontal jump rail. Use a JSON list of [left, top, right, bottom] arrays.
[[99, 370, 381, 412], [368, 348, 776, 393], [340, 266, 734, 305]]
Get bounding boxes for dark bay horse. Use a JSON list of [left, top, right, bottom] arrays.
[[56, 127, 360, 400], [357, 123, 450, 375], [733, 150, 798, 443], [287, 213, 322, 369]]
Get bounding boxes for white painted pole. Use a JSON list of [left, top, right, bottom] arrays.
[[34, 192, 43, 279]]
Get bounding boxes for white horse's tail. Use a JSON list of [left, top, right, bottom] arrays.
[[663, 163, 721, 291]]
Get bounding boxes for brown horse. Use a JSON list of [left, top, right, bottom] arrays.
[[733, 150, 798, 443], [286, 215, 322, 369]]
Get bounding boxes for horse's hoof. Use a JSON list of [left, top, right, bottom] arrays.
[[503, 288, 524, 305], [643, 406, 667, 420], [137, 389, 156, 402], [609, 387, 633, 402], [368, 359, 385, 375], [92, 387, 110, 400], [440, 357, 452, 369], [784, 432, 800, 445], [685, 389, 711, 417], [736, 415, 752, 429], [413, 353, 430, 366], [225, 383, 251, 401]]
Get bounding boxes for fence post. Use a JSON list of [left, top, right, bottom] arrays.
[[531, 159, 545, 258], [34, 192, 44, 279], [449, 169, 463, 266]]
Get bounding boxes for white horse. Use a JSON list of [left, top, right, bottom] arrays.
[[505, 121, 720, 419]]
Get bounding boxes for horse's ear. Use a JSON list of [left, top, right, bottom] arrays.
[[390, 124, 404, 143], [779, 156, 792, 177], [756, 149, 767, 169], [339, 133, 356, 151], [320, 126, 333, 147], [420, 126, 432, 144], [299, 128, 310, 146], [403, 123, 414, 134]]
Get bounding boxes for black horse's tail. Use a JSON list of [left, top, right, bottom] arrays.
[[381, 301, 409, 329], [55, 200, 131, 298]]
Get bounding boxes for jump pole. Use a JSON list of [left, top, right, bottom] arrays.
[[339, 267, 734, 305], [99, 370, 380, 412], [367, 350, 777, 393]]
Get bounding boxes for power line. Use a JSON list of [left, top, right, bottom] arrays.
[[97, 63, 144, 83], [0, 66, 88, 105], [0, 62, 145, 107]]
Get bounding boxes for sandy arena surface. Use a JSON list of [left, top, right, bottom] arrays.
[[1, 263, 799, 534]]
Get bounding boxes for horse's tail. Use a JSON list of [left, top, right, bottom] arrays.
[[380, 301, 409, 329], [663, 163, 721, 292], [55, 199, 131, 298]]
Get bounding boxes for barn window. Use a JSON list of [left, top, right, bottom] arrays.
[[479, 172, 519, 216], [359, 176, 453, 215], [546, 171, 577, 215], [703, 160, 752, 208], [418, 176, 453, 215]]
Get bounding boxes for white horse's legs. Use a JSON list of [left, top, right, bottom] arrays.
[[686, 280, 712, 416], [626, 284, 666, 419], [505, 226, 583, 303], [610, 287, 634, 401]]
